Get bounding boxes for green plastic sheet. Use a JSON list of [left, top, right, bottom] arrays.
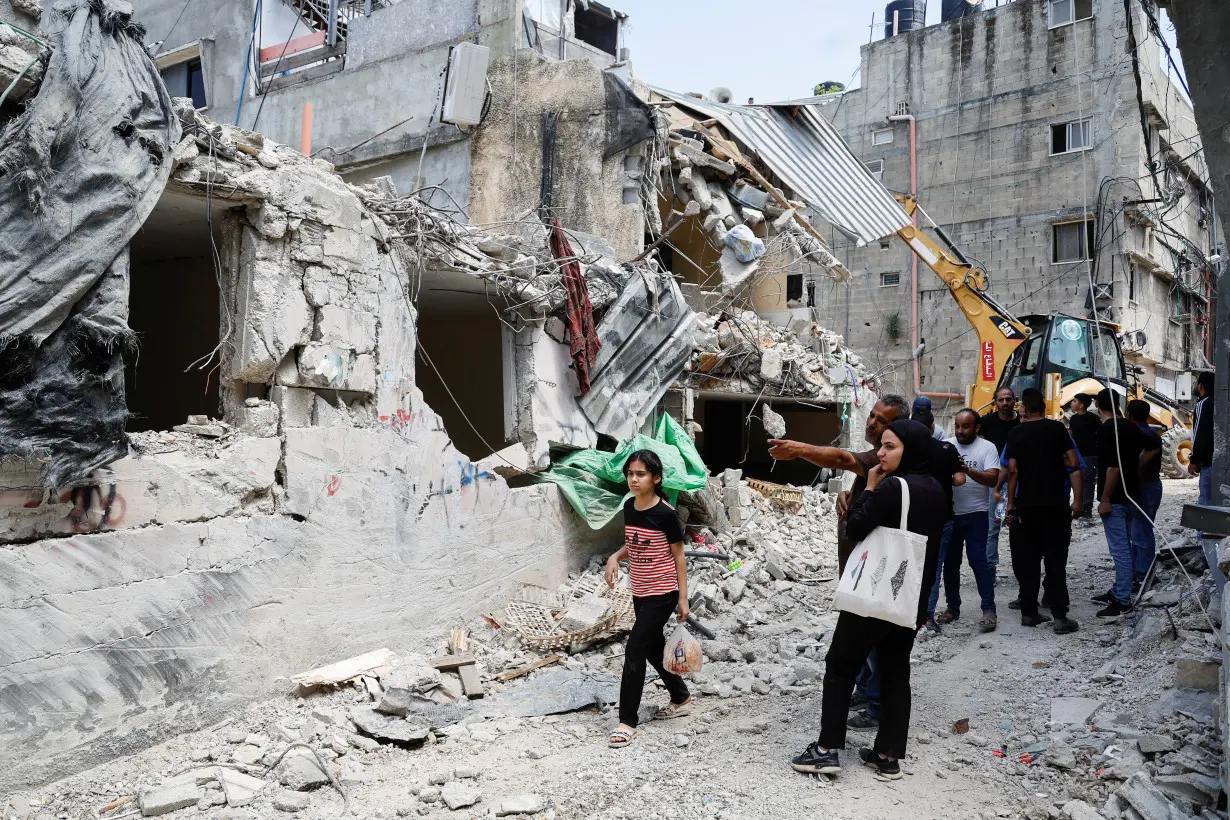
[[533, 414, 709, 529]]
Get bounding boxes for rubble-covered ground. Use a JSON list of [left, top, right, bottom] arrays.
[[7, 480, 1218, 820]]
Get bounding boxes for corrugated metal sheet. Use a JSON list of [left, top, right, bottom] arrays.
[[653, 88, 911, 246], [578, 273, 697, 442]]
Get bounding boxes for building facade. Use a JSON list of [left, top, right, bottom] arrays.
[[813, 0, 1214, 407]]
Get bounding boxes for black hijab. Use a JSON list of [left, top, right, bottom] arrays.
[[884, 419, 934, 477]]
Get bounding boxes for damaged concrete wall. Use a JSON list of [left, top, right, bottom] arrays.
[[0, 110, 612, 792], [470, 51, 647, 261]]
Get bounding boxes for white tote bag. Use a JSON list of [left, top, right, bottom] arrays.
[[833, 477, 928, 628]]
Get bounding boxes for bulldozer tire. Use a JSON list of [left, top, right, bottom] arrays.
[[1161, 426, 1194, 480]]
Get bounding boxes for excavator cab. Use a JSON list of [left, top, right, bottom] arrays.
[[996, 313, 1127, 404]]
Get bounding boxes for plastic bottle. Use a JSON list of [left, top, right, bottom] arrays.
[[994, 500, 1007, 525]]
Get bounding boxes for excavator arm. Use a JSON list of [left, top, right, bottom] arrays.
[[895, 195, 1031, 411]]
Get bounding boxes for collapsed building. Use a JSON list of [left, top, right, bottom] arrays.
[[0, 0, 910, 792]]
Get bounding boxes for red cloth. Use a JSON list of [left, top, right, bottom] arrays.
[[549, 219, 601, 395]]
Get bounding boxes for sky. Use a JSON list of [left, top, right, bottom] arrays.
[[613, 0, 948, 103], [612, 0, 1187, 104]]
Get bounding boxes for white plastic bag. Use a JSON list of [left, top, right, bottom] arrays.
[[832, 477, 927, 629], [663, 623, 703, 675], [721, 224, 766, 263]]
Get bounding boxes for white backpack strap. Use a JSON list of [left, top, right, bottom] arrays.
[[897, 476, 911, 530]]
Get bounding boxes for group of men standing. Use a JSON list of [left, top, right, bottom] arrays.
[[769, 373, 1216, 731]]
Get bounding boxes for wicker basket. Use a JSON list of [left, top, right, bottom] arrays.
[[502, 580, 630, 651]]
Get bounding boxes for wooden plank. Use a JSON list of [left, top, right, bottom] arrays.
[[495, 654, 564, 682], [457, 662, 484, 699], [259, 45, 342, 78], [429, 653, 476, 671], [259, 30, 326, 64], [290, 648, 396, 691], [449, 628, 470, 654]]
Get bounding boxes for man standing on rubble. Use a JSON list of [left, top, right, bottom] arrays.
[[1189, 372, 1215, 505], [980, 387, 1020, 577], [769, 393, 911, 729], [1091, 388, 1145, 617], [1004, 388, 1083, 634], [927, 409, 1001, 632]]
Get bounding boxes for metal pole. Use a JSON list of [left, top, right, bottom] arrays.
[[326, 0, 339, 46], [364, 0, 372, 16], [558, 0, 566, 59], [1214, 253, 1229, 507]]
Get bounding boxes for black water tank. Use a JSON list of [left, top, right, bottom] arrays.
[[885, 0, 927, 37], [941, 0, 974, 22]]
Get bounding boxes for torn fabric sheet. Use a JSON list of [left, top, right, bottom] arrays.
[[0, 0, 180, 487], [549, 219, 601, 396]]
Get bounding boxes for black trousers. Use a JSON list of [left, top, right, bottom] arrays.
[[1008, 504, 1072, 618], [818, 611, 917, 760], [619, 592, 690, 726]]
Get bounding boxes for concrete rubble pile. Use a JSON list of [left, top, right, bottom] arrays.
[[651, 105, 848, 298], [684, 308, 872, 400]]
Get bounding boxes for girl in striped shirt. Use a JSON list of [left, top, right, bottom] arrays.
[[604, 449, 692, 748]]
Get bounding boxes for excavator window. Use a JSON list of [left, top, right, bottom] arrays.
[[1090, 326, 1125, 380]]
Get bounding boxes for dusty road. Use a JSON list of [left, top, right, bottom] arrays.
[[15, 479, 1212, 820]]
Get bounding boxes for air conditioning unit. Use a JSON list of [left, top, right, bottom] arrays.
[[441, 43, 491, 127]]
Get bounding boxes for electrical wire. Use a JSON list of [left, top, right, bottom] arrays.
[[156, 0, 196, 50], [249, 1, 305, 131], [233, 0, 262, 127]]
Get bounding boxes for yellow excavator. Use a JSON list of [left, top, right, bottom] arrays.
[[894, 195, 1196, 478]]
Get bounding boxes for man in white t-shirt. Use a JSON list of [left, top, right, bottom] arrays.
[[925, 408, 1002, 633]]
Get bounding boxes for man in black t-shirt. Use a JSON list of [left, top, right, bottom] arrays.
[[1004, 388, 1083, 634], [981, 387, 1020, 575], [1091, 389, 1145, 617], [1066, 393, 1100, 516], [1126, 400, 1163, 588]]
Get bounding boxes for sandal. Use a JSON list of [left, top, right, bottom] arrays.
[[653, 698, 693, 720], [608, 726, 636, 748]]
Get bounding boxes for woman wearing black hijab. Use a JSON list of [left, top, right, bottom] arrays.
[[791, 419, 947, 781]]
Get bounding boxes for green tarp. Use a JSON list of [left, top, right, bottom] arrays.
[[533, 414, 709, 529]]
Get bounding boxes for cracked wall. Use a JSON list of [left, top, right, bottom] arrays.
[[0, 110, 614, 791]]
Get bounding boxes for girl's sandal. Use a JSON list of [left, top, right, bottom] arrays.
[[653, 698, 693, 720], [608, 727, 636, 748]]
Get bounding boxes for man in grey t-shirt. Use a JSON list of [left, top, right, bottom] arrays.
[[926, 409, 1001, 633]]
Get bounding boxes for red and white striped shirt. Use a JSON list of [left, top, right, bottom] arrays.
[[623, 498, 684, 597]]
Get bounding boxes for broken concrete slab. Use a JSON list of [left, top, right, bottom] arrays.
[[349, 707, 430, 745], [217, 769, 267, 808], [1174, 655, 1220, 692], [1153, 773, 1220, 807], [275, 751, 331, 791], [1151, 688, 1215, 726], [375, 692, 464, 728], [1138, 735, 1178, 755], [676, 144, 736, 177], [1061, 800, 1104, 820], [496, 794, 546, 816], [558, 594, 611, 632], [138, 782, 203, 817], [1050, 697, 1102, 726], [481, 668, 619, 718], [441, 781, 482, 810], [1118, 772, 1191, 820]]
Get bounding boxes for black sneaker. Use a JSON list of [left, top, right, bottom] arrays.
[[848, 710, 880, 729], [791, 742, 841, 774], [1091, 590, 1114, 605], [1021, 613, 1053, 627], [859, 747, 903, 781], [1096, 602, 1133, 618], [1053, 617, 1080, 635], [1008, 598, 1022, 610]]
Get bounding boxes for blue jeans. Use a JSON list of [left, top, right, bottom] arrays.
[[986, 488, 1002, 566], [1080, 456, 1097, 510], [1199, 466, 1212, 505], [928, 515, 996, 616], [1101, 504, 1134, 606], [1126, 479, 1162, 581], [854, 650, 881, 719]]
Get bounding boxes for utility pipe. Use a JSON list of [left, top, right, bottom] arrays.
[[890, 111, 962, 400], [300, 101, 314, 155]]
